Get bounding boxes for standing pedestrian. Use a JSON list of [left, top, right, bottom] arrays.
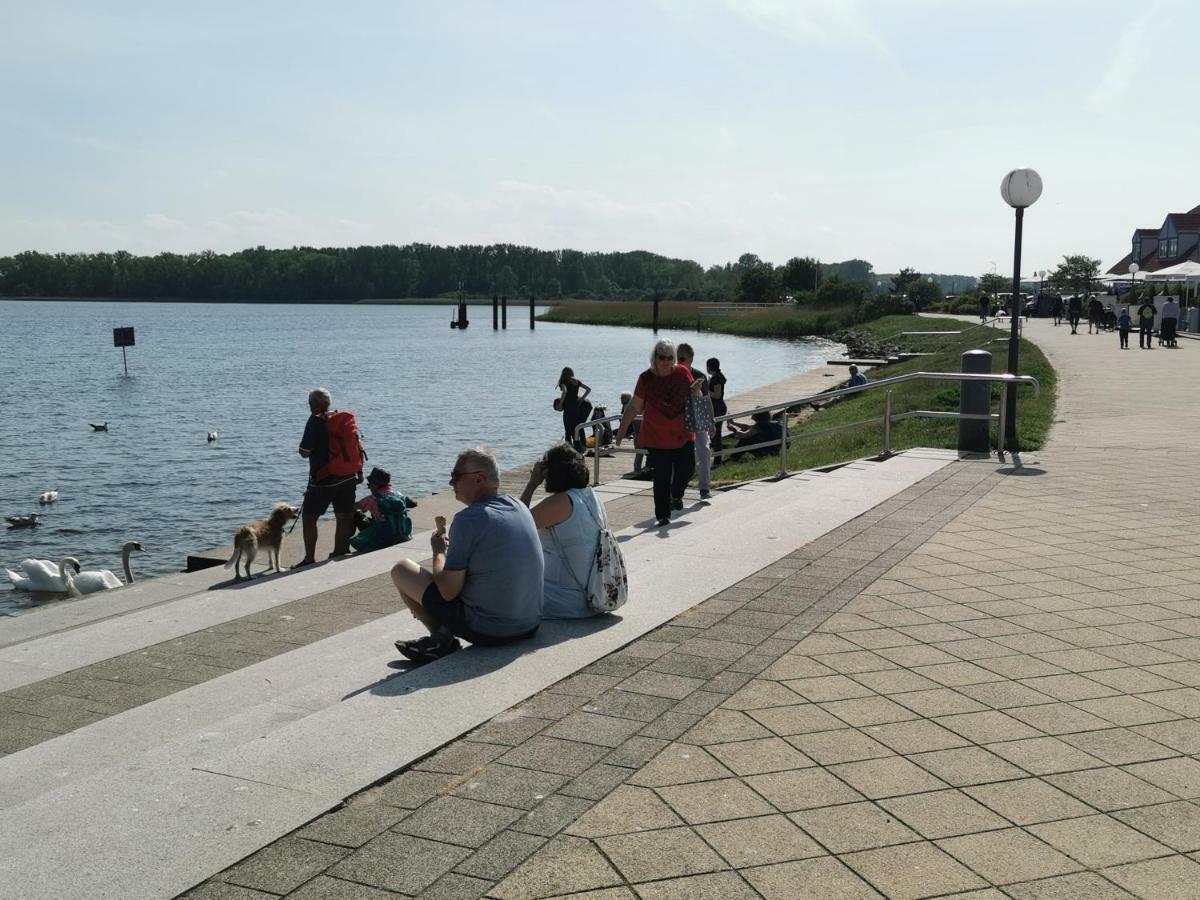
[[1161, 295, 1180, 347], [1052, 294, 1064, 326], [978, 294, 989, 323], [557, 367, 591, 450], [1117, 307, 1131, 349], [1087, 295, 1104, 334], [1138, 295, 1156, 349], [615, 339, 701, 527], [297, 388, 364, 565], [676, 343, 714, 499], [1067, 295, 1082, 334], [706, 357, 727, 457]]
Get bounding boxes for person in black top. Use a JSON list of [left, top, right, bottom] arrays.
[[298, 388, 358, 565], [677, 343, 712, 499], [1067, 295, 1082, 334], [1087, 295, 1104, 334], [1137, 296, 1157, 349], [557, 367, 592, 451], [706, 357, 727, 458]]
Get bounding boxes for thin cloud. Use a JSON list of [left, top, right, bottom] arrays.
[[1088, 13, 1151, 111]]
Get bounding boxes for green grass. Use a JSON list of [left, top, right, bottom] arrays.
[[539, 300, 856, 338], [710, 314, 1056, 483]]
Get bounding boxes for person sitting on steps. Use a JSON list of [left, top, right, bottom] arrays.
[[390, 447, 543, 664]]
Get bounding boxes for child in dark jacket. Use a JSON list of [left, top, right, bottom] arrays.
[[1117, 307, 1132, 349], [351, 467, 415, 553]]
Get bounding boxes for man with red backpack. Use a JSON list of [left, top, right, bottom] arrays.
[[298, 387, 365, 565]]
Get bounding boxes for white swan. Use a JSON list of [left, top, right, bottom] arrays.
[[63, 541, 144, 596], [38, 490, 59, 505], [5, 557, 72, 592]]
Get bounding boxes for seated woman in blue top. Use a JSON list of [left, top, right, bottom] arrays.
[[519, 442, 605, 619]]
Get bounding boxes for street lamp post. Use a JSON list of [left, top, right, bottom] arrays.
[[1000, 168, 1042, 453], [1129, 262, 1139, 299]]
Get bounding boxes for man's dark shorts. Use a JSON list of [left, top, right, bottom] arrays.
[[421, 583, 538, 647], [302, 477, 356, 517]]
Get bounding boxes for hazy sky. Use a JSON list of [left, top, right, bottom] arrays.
[[1, 1, 1194, 275]]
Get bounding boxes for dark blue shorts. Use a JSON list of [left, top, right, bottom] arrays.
[[421, 582, 538, 647]]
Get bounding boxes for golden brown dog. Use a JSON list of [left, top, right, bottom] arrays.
[[225, 503, 300, 580]]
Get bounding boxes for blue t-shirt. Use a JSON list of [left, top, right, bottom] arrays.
[[444, 494, 544, 637]]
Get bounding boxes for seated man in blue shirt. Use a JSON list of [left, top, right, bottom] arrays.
[[847, 365, 868, 388], [391, 447, 544, 663]]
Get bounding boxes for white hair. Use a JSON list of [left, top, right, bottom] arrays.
[[650, 339, 676, 368], [457, 446, 500, 487], [309, 387, 332, 409]]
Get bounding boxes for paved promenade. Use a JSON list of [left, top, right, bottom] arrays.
[[180, 317, 1200, 899]]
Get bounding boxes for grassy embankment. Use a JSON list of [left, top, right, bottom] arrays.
[[708, 314, 1056, 482], [540, 300, 856, 338]]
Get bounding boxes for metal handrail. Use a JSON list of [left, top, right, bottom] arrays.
[[575, 371, 1039, 485]]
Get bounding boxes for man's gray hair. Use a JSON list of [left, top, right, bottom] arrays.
[[309, 387, 332, 409], [458, 446, 500, 487], [650, 339, 676, 367]]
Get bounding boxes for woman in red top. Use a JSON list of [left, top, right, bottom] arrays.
[[615, 339, 701, 526]]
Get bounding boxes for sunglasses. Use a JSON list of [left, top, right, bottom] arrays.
[[450, 469, 482, 483], [655, 354, 674, 361]]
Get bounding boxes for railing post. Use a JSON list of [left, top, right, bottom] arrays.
[[996, 382, 1008, 462], [778, 408, 788, 476], [592, 425, 601, 486], [882, 390, 893, 457]]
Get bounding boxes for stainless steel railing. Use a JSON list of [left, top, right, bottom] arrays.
[[574, 371, 1040, 486]]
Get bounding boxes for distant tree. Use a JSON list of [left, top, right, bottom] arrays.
[[815, 275, 866, 307], [495, 265, 518, 297], [825, 259, 875, 284], [781, 256, 818, 293], [739, 264, 782, 303], [978, 273, 1008, 296], [1048, 254, 1102, 297], [736, 252, 763, 270], [908, 278, 943, 311], [891, 268, 921, 296]]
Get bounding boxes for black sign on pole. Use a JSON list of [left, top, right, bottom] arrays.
[[113, 326, 135, 375]]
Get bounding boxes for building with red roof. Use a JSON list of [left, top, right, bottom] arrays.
[[1107, 206, 1200, 274]]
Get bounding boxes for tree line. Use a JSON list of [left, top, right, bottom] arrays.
[[0, 243, 975, 304]]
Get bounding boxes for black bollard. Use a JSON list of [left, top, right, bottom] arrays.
[[529, 295, 535, 330], [493, 295, 498, 330], [502, 295, 507, 329], [652, 297, 660, 334], [959, 349, 992, 453]]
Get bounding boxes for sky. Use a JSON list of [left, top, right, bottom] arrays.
[[1, 0, 1195, 276]]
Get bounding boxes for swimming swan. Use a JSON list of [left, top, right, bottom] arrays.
[[4, 557, 72, 592], [64, 541, 144, 595]]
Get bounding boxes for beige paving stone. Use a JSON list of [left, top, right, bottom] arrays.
[[565, 786, 684, 837], [707, 736, 813, 776], [655, 778, 773, 825], [1101, 855, 1200, 900], [1003, 872, 1136, 899], [985, 736, 1106, 775], [1137, 687, 1200, 717], [1004, 702, 1115, 736], [596, 826, 726, 883], [1029, 813, 1173, 867], [912, 661, 1007, 687], [964, 778, 1094, 826], [746, 702, 846, 736], [1085, 666, 1184, 695], [876, 644, 964, 667], [889, 688, 989, 717], [861, 719, 970, 754], [879, 789, 1009, 839], [759, 655, 838, 681], [935, 710, 1041, 743], [326, 832, 469, 895], [719, 680, 805, 711], [976, 654, 1067, 680], [745, 768, 864, 812], [830, 756, 947, 799], [785, 728, 892, 765], [1018, 674, 1122, 702], [783, 674, 875, 702], [489, 835, 624, 899], [1059, 728, 1178, 765], [678, 709, 773, 745], [842, 841, 987, 899], [813, 650, 900, 675], [1046, 767, 1177, 812], [631, 871, 758, 900], [696, 813, 824, 867], [741, 856, 883, 899], [849, 668, 942, 695], [1131, 719, 1200, 754], [627, 744, 734, 788], [908, 747, 1025, 787], [1114, 801, 1200, 852], [790, 800, 919, 853], [937, 828, 1082, 884], [819, 695, 920, 727]]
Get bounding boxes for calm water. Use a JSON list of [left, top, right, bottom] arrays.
[[0, 300, 839, 604]]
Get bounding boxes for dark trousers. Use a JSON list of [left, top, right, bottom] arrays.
[[647, 444, 694, 520], [1119, 328, 1129, 348], [1140, 324, 1153, 348], [1068, 313, 1080, 332], [711, 399, 727, 454]]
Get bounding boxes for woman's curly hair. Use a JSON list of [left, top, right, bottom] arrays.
[[543, 441, 590, 493]]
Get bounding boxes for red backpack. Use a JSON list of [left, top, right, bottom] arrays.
[[317, 410, 366, 479]]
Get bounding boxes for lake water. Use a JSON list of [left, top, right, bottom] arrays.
[[0, 300, 840, 604]]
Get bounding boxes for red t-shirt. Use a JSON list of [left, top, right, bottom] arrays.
[[634, 364, 694, 449]]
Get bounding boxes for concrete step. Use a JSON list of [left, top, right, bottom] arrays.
[[0, 451, 954, 900]]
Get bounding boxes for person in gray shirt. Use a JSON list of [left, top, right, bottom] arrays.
[[391, 447, 543, 663]]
